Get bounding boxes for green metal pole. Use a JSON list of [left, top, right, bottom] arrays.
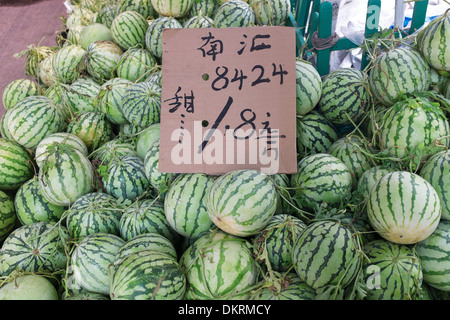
[[409, 0, 429, 34], [316, 1, 333, 76]]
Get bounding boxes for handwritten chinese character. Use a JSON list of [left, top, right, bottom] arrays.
[[198, 32, 223, 61], [257, 113, 286, 160], [164, 86, 195, 113], [237, 34, 272, 55]]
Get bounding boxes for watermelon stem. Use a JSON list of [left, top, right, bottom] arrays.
[[270, 181, 312, 220], [362, 28, 414, 73]]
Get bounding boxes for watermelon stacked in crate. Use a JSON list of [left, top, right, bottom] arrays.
[[0, 0, 449, 301]]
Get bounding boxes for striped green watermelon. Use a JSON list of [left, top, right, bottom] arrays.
[[290, 153, 353, 211], [91, 138, 138, 165], [38, 143, 94, 207], [7, 95, 66, 150], [250, 273, 316, 300], [164, 173, 214, 239], [118, 0, 156, 19], [96, 77, 133, 125], [0, 190, 16, 241], [52, 44, 86, 84], [145, 17, 183, 60], [294, 59, 322, 116], [189, 0, 218, 17], [97, 4, 119, 28], [144, 139, 176, 196], [416, 220, 450, 291], [151, 0, 194, 18], [252, 214, 306, 272], [368, 47, 431, 106], [66, 111, 113, 152], [328, 135, 373, 189], [111, 11, 148, 51], [356, 165, 394, 199], [121, 81, 161, 128], [249, 0, 290, 26], [110, 250, 186, 300], [38, 53, 58, 88], [136, 123, 160, 159], [416, 11, 450, 74], [214, 0, 255, 28], [71, 233, 125, 295], [116, 48, 157, 82], [291, 220, 362, 291], [318, 67, 368, 125], [85, 40, 124, 83], [183, 15, 215, 28], [114, 233, 178, 262], [0, 221, 69, 277], [64, 77, 101, 115], [145, 69, 162, 87], [102, 155, 150, 202], [2, 79, 40, 110], [119, 198, 181, 245], [296, 111, 338, 158], [0, 138, 34, 191], [179, 228, 259, 299], [0, 109, 14, 140], [378, 95, 450, 160], [206, 169, 277, 237], [14, 177, 65, 225], [44, 85, 71, 121], [43, 82, 65, 106], [34, 132, 89, 169], [362, 239, 423, 300], [419, 150, 450, 220], [65, 192, 122, 240], [366, 171, 441, 244]]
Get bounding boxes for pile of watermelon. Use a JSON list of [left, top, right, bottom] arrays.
[[0, 0, 449, 301]]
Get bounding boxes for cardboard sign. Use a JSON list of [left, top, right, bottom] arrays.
[[159, 26, 297, 175]]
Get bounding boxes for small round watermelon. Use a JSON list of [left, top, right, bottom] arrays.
[[367, 171, 441, 244], [362, 239, 423, 300], [0, 138, 35, 191], [291, 153, 353, 211], [71, 233, 125, 295], [206, 169, 277, 237], [0, 275, 59, 300], [0, 190, 16, 240], [179, 229, 259, 299], [291, 220, 362, 290]]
